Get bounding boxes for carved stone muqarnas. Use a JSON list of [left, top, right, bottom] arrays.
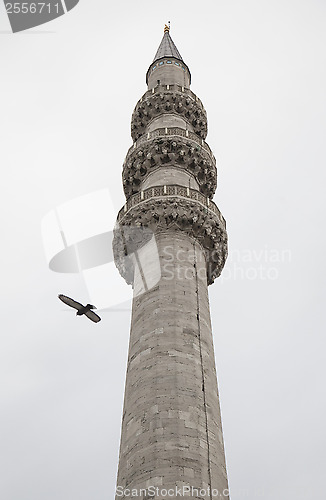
[[123, 136, 217, 199], [113, 194, 228, 286], [131, 88, 208, 141]]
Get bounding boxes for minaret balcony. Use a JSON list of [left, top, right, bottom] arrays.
[[131, 85, 207, 141], [113, 184, 228, 286], [123, 127, 217, 200]]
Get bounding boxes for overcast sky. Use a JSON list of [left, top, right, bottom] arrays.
[[0, 1, 326, 499]]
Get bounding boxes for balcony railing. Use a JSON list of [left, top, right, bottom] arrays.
[[127, 126, 214, 158], [118, 184, 225, 228]]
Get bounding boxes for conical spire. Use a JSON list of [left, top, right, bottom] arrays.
[[153, 24, 184, 63], [146, 24, 191, 86]]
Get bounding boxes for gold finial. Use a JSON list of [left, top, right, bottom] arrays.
[[164, 22, 170, 33]]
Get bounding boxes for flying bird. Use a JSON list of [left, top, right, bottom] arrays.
[[58, 294, 101, 323]]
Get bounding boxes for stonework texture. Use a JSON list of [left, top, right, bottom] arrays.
[[114, 30, 229, 500], [122, 134, 217, 200], [131, 86, 208, 141]]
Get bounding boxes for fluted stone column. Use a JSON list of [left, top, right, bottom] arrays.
[[113, 27, 229, 500]]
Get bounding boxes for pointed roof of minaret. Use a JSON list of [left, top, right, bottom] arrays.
[[152, 23, 184, 63], [146, 24, 191, 85]]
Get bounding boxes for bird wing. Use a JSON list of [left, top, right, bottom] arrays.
[[58, 294, 84, 311], [85, 310, 102, 323]]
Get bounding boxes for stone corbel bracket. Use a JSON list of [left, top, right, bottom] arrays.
[[122, 136, 217, 200], [113, 191, 228, 287], [131, 89, 208, 141]]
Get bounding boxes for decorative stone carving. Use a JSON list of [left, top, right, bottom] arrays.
[[113, 195, 228, 287], [131, 90, 208, 141], [123, 137, 217, 199], [121, 184, 224, 220]]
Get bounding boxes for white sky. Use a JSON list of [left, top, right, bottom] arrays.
[[0, 1, 325, 499]]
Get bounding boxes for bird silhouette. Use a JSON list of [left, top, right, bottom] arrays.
[[58, 294, 101, 323]]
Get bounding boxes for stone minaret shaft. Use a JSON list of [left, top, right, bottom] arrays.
[[113, 26, 229, 499]]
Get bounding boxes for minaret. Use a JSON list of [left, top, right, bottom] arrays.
[[113, 25, 229, 499]]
